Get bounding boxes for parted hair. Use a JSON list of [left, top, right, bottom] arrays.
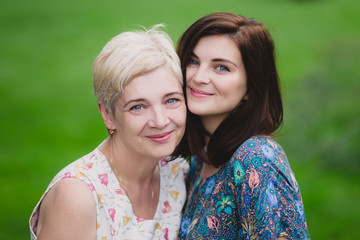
[[172, 12, 283, 167], [93, 24, 182, 115]]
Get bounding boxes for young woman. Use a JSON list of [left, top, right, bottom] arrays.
[[172, 13, 310, 239], [30, 25, 188, 240]]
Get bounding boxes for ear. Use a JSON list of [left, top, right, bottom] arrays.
[[98, 102, 116, 130]]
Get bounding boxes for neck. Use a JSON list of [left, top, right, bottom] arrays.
[[200, 116, 224, 177], [101, 137, 159, 184], [99, 136, 160, 219], [201, 115, 225, 139], [200, 161, 220, 178]]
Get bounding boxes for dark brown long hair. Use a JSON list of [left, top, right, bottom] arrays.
[[172, 12, 283, 167]]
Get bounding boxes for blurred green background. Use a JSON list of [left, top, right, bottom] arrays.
[[1, 0, 359, 239]]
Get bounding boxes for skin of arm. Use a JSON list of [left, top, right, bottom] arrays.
[[36, 178, 97, 240]]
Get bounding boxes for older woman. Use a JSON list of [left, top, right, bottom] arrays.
[[30, 25, 187, 240], [173, 13, 310, 239]]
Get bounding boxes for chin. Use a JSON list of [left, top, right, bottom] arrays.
[[151, 152, 172, 161], [149, 144, 176, 160], [187, 103, 205, 115]]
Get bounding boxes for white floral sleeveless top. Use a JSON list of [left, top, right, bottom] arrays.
[[29, 146, 188, 240]]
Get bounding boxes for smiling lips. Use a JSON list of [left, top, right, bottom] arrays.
[[147, 131, 173, 143], [189, 87, 213, 98]]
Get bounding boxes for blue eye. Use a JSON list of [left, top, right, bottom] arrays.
[[189, 59, 199, 65], [216, 65, 230, 72], [130, 105, 143, 111], [167, 98, 178, 104]]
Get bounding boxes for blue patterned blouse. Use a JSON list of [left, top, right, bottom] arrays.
[[179, 136, 310, 239]]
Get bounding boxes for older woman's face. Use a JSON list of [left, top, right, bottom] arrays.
[[111, 65, 186, 160]]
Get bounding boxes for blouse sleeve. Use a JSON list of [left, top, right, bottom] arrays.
[[233, 137, 310, 239]]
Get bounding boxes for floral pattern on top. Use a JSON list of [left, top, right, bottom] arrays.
[[30, 144, 188, 240], [179, 136, 310, 239]]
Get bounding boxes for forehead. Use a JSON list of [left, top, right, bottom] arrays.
[[121, 66, 182, 100], [193, 35, 242, 61]]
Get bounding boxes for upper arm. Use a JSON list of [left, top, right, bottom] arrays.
[[36, 178, 97, 240]]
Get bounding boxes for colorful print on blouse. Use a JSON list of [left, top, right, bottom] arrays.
[[179, 136, 310, 239], [29, 145, 188, 240]]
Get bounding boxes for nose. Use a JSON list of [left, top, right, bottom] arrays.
[[148, 106, 170, 128], [190, 66, 210, 85]]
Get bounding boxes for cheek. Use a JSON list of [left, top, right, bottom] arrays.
[[122, 116, 147, 134], [227, 76, 247, 95], [173, 105, 187, 127], [216, 79, 247, 104], [233, 83, 247, 103], [185, 68, 195, 82], [238, 81, 247, 96]]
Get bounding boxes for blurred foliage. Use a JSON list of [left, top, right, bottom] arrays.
[[283, 39, 360, 173], [279, 39, 360, 239], [0, 0, 359, 239]]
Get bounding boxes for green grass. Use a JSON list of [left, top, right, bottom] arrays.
[[1, 0, 359, 239]]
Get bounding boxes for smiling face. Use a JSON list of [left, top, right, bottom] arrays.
[[186, 35, 248, 133], [102, 65, 186, 161]]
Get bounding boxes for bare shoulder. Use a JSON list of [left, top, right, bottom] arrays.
[[36, 178, 96, 240]]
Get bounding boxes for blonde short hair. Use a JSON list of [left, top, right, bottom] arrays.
[[93, 24, 182, 115]]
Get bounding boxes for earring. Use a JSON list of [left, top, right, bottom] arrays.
[[107, 128, 115, 136]]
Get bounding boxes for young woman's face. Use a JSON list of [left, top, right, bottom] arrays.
[[186, 35, 247, 132], [107, 65, 186, 160]]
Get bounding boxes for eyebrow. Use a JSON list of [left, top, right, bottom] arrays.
[[122, 91, 183, 109], [190, 52, 240, 68]]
